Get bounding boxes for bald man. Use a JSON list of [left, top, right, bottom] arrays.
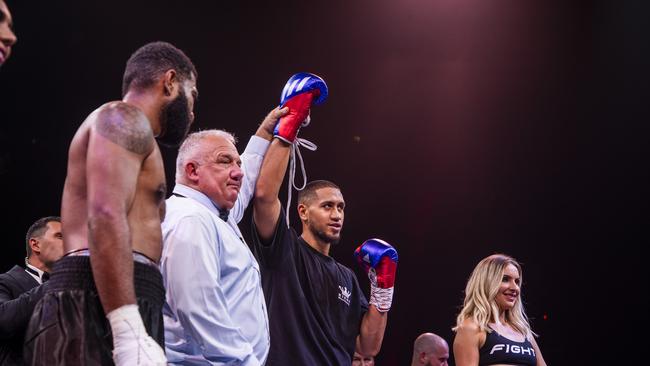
[[411, 332, 449, 366]]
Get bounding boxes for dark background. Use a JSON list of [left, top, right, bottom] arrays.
[[0, 1, 646, 364]]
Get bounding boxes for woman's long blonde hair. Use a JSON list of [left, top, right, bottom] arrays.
[[453, 254, 534, 337]]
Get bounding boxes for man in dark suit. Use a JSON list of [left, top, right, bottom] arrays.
[[0, 216, 63, 365]]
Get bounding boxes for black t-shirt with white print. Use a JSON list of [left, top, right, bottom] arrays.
[[250, 208, 369, 366]]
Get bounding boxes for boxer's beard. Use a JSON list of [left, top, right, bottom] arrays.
[[157, 89, 191, 147], [312, 225, 341, 246]]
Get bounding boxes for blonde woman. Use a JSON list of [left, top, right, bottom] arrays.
[[452, 254, 547, 366]]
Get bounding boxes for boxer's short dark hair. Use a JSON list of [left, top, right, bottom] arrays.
[[122, 41, 197, 97], [297, 180, 341, 206]]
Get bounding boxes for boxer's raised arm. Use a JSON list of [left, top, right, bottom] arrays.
[[253, 138, 291, 241]]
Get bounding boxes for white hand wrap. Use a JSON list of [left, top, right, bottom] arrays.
[[107, 304, 167, 366], [368, 268, 394, 312]]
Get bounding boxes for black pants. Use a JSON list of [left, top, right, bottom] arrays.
[[23, 256, 165, 366]]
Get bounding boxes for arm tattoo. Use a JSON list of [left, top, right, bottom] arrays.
[[95, 102, 154, 155]]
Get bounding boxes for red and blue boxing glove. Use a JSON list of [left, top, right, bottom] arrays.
[[274, 72, 328, 143], [354, 238, 398, 312]]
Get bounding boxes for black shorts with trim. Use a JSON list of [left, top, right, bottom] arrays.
[[24, 255, 165, 366]]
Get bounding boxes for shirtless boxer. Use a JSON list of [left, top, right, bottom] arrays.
[[24, 41, 198, 366]]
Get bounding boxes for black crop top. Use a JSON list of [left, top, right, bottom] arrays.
[[479, 329, 536, 366]]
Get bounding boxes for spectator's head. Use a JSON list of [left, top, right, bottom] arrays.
[[411, 332, 449, 366], [352, 351, 375, 366], [25, 216, 64, 272]]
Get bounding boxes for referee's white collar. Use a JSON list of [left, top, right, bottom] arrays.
[[172, 184, 229, 221]]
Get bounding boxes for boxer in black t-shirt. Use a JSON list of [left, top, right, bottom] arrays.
[[251, 109, 396, 364]]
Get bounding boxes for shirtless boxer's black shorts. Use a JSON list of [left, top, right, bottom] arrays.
[[24, 254, 164, 365]]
